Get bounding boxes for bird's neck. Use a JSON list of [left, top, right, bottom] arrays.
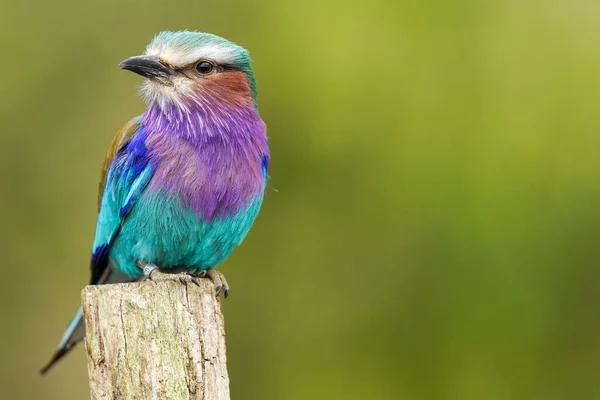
[[141, 96, 263, 147]]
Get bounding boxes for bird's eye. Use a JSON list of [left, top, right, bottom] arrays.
[[196, 61, 214, 75]]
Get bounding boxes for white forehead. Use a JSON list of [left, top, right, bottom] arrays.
[[146, 42, 236, 66], [144, 31, 241, 67]]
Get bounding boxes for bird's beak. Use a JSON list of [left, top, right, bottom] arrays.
[[119, 55, 175, 82]]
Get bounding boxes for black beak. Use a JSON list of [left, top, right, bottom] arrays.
[[119, 55, 174, 81]]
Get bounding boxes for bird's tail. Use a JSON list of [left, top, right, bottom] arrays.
[[40, 265, 138, 374], [40, 307, 85, 375]]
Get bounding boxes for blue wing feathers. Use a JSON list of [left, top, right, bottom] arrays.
[[90, 125, 154, 284]]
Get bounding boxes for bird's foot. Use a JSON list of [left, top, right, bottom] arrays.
[[142, 264, 201, 287], [195, 268, 229, 298]]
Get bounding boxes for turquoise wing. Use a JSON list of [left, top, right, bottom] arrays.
[[90, 119, 154, 284]]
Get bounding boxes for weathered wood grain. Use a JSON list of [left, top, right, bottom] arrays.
[[82, 278, 230, 400]]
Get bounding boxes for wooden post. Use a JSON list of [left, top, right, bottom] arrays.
[[82, 278, 230, 400]]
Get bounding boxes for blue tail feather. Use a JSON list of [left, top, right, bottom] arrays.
[[40, 307, 84, 375]]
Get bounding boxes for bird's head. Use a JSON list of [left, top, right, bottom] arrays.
[[120, 31, 257, 111]]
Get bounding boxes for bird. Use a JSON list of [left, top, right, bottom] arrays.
[[40, 31, 270, 374]]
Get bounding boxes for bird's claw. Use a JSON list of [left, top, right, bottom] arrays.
[[140, 263, 227, 297], [143, 266, 177, 282], [142, 264, 199, 286], [205, 268, 229, 298], [174, 273, 203, 287], [190, 276, 201, 287]]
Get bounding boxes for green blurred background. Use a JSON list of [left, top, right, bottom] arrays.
[[1, 0, 600, 399]]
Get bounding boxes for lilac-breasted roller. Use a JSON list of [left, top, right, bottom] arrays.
[[41, 31, 269, 374]]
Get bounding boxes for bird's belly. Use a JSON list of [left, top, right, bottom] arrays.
[[109, 190, 263, 277]]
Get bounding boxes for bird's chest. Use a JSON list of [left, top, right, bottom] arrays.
[[145, 133, 264, 220]]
